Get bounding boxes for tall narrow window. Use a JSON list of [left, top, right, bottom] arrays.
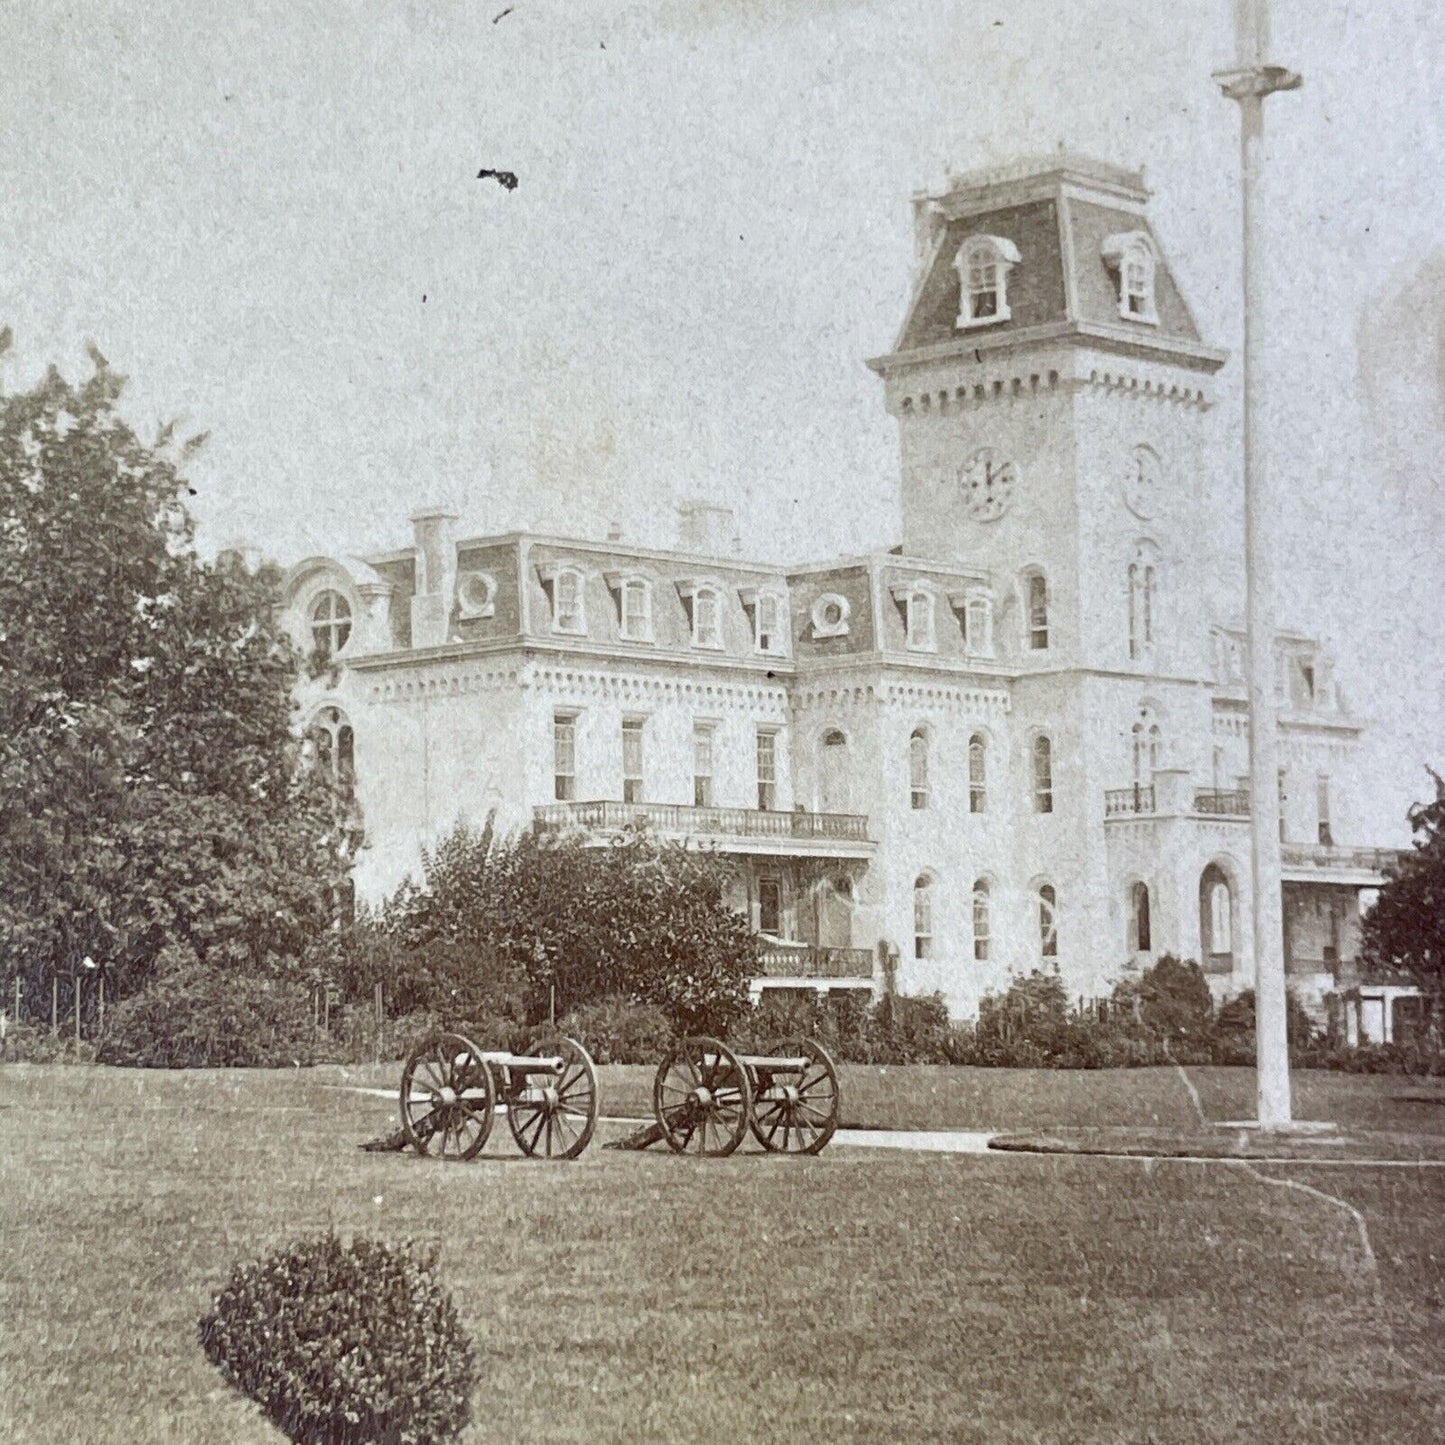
[[553, 568, 585, 634], [754, 593, 784, 654], [906, 590, 936, 651], [1032, 735, 1054, 814], [1132, 715, 1162, 791], [621, 719, 645, 804], [972, 879, 990, 962], [968, 733, 987, 814], [310, 590, 352, 660], [692, 587, 723, 648], [913, 875, 934, 960], [1131, 882, 1152, 954], [1128, 555, 1158, 661], [693, 724, 715, 808], [308, 707, 355, 788], [758, 878, 783, 936], [1207, 876, 1233, 956], [1026, 573, 1049, 651], [553, 714, 577, 802], [1317, 774, 1333, 847], [619, 579, 651, 641], [909, 728, 930, 810], [820, 728, 850, 813], [1038, 884, 1058, 963], [756, 729, 778, 811]]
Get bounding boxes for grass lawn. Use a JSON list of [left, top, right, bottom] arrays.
[[1, 1064, 1443, 1444]]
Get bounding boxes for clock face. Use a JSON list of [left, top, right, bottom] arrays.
[[961, 448, 1017, 522], [1125, 445, 1161, 519]]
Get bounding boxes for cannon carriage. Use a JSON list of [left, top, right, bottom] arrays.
[[398, 1031, 600, 1160], [652, 1036, 841, 1156]]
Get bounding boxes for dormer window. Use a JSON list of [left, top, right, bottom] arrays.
[[543, 563, 586, 632], [950, 587, 994, 659], [954, 235, 1021, 329], [677, 580, 724, 649], [890, 582, 937, 652], [605, 573, 653, 643], [740, 587, 787, 655], [1102, 231, 1159, 325]]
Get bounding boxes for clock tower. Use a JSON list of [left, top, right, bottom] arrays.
[[867, 152, 1227, 680]]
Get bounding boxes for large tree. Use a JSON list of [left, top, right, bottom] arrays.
[[377, 820, 757, 1033], [1361, 770, 1445, 995], [0, 340, 353, 1012]]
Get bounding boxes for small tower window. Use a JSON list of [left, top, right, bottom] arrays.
[[954, 235, 1022, 329], [754, 592, 784, 654], [905, 590, 936, 652], [621, 718, 645, 804], [1102, 231, 1159, 325], [620, 579, 652, 641], [693, 724, 715, 808], [1131, 881, 1153, 954], [1025, 571, 1049, 651], [964, 594, 993, 658], [1038, 884, 1058, 963], [553, 713, 577, 802], [308, 707, 355, 788], [692, 587, 723, 649], [552, 568, 586, 635]]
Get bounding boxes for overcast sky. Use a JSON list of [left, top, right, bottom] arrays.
[[2, 0, 1442, 837]]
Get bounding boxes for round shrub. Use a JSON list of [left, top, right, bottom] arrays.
[[199, 1234, 475, 1445], [97, 969, 320, 1068]]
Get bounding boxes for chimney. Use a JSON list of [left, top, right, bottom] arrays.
[[676, 501, 737, 557], [410, 506, 458, 647]]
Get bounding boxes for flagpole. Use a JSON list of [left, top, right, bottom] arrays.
[[1214, 0, 1301, 1127]]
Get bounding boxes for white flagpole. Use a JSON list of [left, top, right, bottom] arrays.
[[1215, 0, 1301, 1127]]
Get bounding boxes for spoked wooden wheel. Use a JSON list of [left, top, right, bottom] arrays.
[[399, 1032, 496, 1160], [748, 1037, 840, 1155], [653, 1036, 753, 1157], [506, 1036, 599, 1160]]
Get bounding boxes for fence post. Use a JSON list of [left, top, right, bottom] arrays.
[[13, 976, 20, 1029], [51, 977, 58, 1035], [373, 980, 383, 1027], [74, 975, 81, 1047], [98, 975, 105, 1034]]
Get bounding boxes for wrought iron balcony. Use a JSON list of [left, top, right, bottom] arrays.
[[756, 944, 875, 980], [1105, 785, 1155, 817], [1194, 789, 1250, 817], [533, 799, 872, 850]]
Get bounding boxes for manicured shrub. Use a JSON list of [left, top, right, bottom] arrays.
[[199, 1234, 475, 1445], [1115, 955, 1214, 1050], [97, 969, 320, 1068], [1210, 987, 1318, 1066]]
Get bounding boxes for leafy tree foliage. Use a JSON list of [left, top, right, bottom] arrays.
[[1362, 770, 1445, 992], [378, 820, 757, 1033], [0, 345, 353, 1010]]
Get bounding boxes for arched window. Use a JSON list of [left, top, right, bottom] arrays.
[[819, 728, 850, 814], [552, 567, 586, 634], [754, 592, 785, 654], [1131, 712, 1162, 791], [691, 586, 723, 648], [309, 590, 352, 660], [972, 879, 991, 962], [1128, 549, 1159, 661], [1131, 881, 1152, 954], [1032, 735, 1054, 814], [308, 707, 355, 787], [968, 733, 987, 814], [954, 235, 1021, 328], [1200, 864, 1234, 963], [1025, 572, 1049, 651], [909, 728, 930, 810], [913, 875, 934, 960], [905, 590, 936, 651], [1103, 231, 1159, 324], [1038, 884, 1058, 963]]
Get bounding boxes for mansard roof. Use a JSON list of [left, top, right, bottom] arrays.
[[870, 152, 1226, 375]]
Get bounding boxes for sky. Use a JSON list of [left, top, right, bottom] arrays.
[[2, 0, 1442, 838]]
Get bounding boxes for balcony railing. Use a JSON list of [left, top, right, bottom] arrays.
[[533, 799, 871, 844], [757, 944, 875, 980], [1281, 843, 1402, 876], [1194, 789, 1251, 817], [1105, 786, 1155, 817]]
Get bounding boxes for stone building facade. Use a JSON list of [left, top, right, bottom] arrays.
[[279, 154, 1396, 1020]]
